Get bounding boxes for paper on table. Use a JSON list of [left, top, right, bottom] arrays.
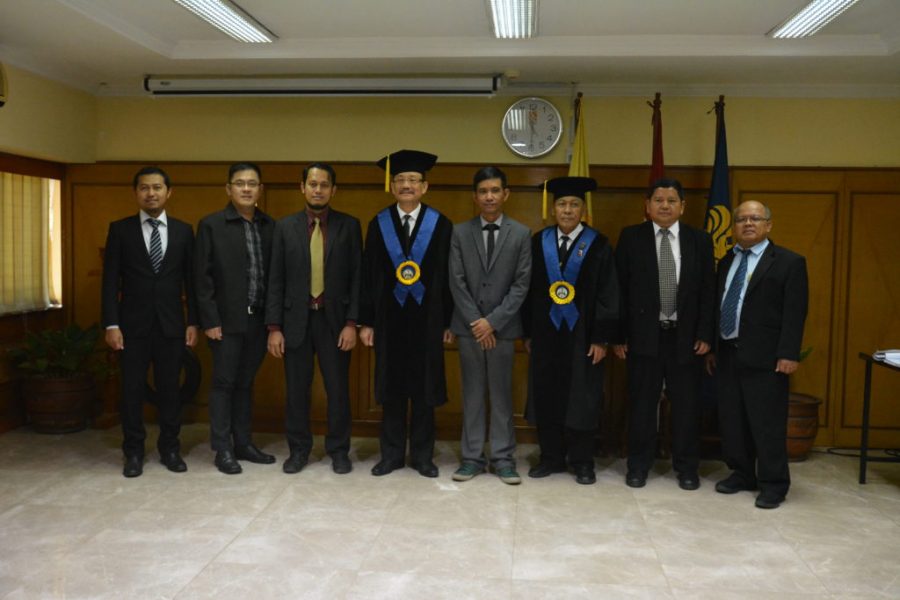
[[873, 349, 900, 367]]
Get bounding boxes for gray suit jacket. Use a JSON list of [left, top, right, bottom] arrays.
[[449, 215, 531, 339]]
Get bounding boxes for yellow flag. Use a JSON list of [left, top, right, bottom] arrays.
[[568, 95, 592, 225]]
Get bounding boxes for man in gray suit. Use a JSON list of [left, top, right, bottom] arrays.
[[449, 166, 532, 484]]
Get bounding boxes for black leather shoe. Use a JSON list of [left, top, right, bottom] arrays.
[[215, 450, 242, 475], [371, 459, 404, 476], [625, 470, 647, 488], [282, 451, 309, 474], [123, 455, 143, 478], [331, 453, 352, 475], [527, 462, 567, 478], [574, 465, 597, 485], [678, 473, 700, 491], [715, 474, 758, 494], [160, 452, 187, 473], [235, 444, 276, 464], [755, 493, 784, 509], [410, 461, 439, 478]]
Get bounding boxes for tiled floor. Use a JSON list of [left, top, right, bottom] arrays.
[[1, 424, 899, 599]]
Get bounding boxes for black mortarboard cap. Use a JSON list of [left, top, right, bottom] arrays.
[[544, 176, 598, 200], [377, 149, 438, 176]]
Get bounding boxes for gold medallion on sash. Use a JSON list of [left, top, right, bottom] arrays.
[[396, 260, 421, 286], [549, 281, 575, 305]]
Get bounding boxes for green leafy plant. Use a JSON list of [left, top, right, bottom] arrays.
[[7, 324, 108, 379]]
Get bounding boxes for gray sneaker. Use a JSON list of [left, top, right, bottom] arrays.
[[496, 466, 522, 485], [452, 463, 483, 481]]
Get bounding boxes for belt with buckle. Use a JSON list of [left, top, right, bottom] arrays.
[[247, 306, 262, 315], [659, 320, 677, 330], [719, 337, 739, 348], [309, 301, 323, 311]]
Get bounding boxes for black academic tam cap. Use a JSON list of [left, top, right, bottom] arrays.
[[545, 176, 598, 200], [377, 149, 438, 176]]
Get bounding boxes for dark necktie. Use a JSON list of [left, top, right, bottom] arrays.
[[720, 248, 748, 337], [483, 223, 499, 265], [402, 214, 412, 255], [658, 228, 677, 317], [558, 235, 570, 268], [148, 218, 162, 273]]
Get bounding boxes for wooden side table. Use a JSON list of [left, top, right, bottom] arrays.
[[858, 352, 900, 484]]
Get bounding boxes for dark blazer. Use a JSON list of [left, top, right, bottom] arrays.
[[714, 240, 808, 370], [265, 208, 363, 348], [194, 203, 274, 333], [101, 213, 198, 338], [615, 221, 715, 364]]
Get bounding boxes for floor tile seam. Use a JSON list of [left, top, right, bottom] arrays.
[[168, 513, 268, 599]]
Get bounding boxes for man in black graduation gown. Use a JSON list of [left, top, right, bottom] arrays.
[[359, 149, 454, 478], [522, 176, 619, 485]]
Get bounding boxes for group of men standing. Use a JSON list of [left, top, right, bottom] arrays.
[[101, 150, 808, 509]]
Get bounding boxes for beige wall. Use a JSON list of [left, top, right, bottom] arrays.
[[96, 94, 900, 167], [1, 65, 898, 168], [0, 65, 96, 163]]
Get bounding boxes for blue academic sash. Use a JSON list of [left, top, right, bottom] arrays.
[[541, 226, 597, 330], [377, 206, 439, 306]]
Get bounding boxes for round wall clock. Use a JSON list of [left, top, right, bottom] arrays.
[[501, 97, 563, 158]]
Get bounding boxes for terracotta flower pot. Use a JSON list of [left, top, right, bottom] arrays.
[[787, 392, 822, 462]]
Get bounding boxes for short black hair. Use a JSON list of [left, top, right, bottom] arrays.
[[133, 166, 171, 189], [228, 162, 262, 182], [302, 163, 336, 186], [472, 166, 508, 191], [647, 177, 684, 200]]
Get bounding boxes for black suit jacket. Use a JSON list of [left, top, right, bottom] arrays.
[[714, 240, 808, 370], [615, 221, 715, 363], [101, 213, 198, 338], [265, 208, 362, 348], [194, 203, 274, 333]]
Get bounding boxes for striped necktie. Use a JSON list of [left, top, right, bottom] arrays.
[[148, 218, 163, 273], [720, 248, 749, 337]]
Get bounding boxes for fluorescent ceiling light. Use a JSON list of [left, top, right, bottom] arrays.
[[487, 0, 537, 39], [144, 75, 501, 97], [171, 0, 276, 43], [768, 0, 861, 39]]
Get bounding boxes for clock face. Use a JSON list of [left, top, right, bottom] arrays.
[[501, 97, 563, 159]]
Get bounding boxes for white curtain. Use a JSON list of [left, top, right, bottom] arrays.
[[0, 172, 61, 313]]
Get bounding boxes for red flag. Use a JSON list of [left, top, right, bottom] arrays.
[[648, 92, 664, 186]]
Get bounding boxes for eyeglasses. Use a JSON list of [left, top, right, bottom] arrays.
[[392, 177, 424, 186], [230, 180, 260, 189], [734, 216, 769, 224]]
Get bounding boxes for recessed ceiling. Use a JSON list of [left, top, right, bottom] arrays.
[[0, 0, 897, 97]]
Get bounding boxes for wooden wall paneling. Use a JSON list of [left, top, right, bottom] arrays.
[[839, 190, 900, 448], [62, 162, 900, 450]]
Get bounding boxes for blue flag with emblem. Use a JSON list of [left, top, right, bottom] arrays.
[[704, 95, 732, 263], [377, 206, 438, 306], [541, 227, 597, 331]]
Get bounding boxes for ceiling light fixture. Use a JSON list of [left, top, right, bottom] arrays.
[[170, 0, 276, 43], [768, 0, 861, 39], [487, 0, 537, 39]]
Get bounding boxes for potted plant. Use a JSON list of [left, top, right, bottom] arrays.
[[787, 347, 821, 461], [7, 323, 105, 433]]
